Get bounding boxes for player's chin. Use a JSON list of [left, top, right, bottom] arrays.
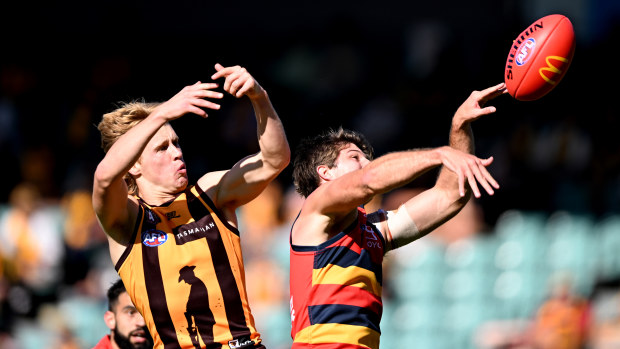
[[175, 177, 189, 190]]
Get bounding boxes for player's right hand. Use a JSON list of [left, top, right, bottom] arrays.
[[453, 83, 508, 124], [154, 81, 224, 120], [437, 146, 499, 198]]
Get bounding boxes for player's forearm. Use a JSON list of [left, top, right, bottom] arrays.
[[95, 113, 168, 188], [449, 118, 474, 154], [250, 90, 291, 172], [362, 148, 443, 194], [440, 119, 474, 196]]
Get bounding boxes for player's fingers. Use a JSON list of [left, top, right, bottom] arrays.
[[466, 170, 482, 198], [194, 83, 219, 91], [486, 82, 506, 92], [479, 165, 500, 189], [466, 159, 491, 192], [476, 156, 500, 189], [194, 98, 221, 111], [456, 170, 466, 197], [470, 163, 495, 195], [480, 82, 506, 97], [479, 156, 494, 166], [211, 70, 225, 80], [211, 64, 238, 80], [227, 71, 248, 95], [229, 79, 240, 96], [187, 105, 208, 118], [228, 68, 246, 84], [194, 89, 223, 100], [235, 79, 254, 98], [479, 82, 507, 104], [224, 68, 244, 89], [479, 106, 497, 116]]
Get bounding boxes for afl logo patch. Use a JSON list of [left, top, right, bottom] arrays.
[[516, 38, 536, 66], [142, 229, 168, 247]]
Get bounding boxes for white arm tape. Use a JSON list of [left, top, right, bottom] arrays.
[[386, 205, 419, 241]]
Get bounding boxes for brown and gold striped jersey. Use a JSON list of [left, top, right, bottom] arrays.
[[116, 185, 264, 349]]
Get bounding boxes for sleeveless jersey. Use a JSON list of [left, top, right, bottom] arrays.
[[116, 185, 263, 349], [289, 207, 386, 349]]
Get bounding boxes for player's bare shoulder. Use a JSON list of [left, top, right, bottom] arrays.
[[196, 170, 228, 198]]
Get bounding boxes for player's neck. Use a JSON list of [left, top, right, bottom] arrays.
[[136, 184, 181, 207]]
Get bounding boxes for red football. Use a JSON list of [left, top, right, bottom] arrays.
[[504, 14, 576, 101]]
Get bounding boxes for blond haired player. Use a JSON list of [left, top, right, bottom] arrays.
[[93, 63, 290, 349]]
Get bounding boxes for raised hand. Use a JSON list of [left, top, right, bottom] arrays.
[[437, 146, 500, 198], [154, 81, 223, 120], [453, 82, 508, 124], [211, 63, 264, 99]]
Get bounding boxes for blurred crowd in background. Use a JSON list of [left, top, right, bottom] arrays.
[[1, 0, 620, 348]]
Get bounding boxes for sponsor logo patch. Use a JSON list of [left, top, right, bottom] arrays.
[[229, 337, 254, 349], [145, 208, 161, 225], [173, 214, 220, 245], [142, 229, 168, 247]]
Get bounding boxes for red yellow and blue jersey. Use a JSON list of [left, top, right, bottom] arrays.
[[289, 207, 386, 349], [116, 184, 263, 349]]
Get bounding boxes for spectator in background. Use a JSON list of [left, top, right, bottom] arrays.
[[530, 272, 591, 349], [94, 279, 152, 349], [0, 182, 64, 317], [61, 189, 107, 286], [590, 287, 620, 348]]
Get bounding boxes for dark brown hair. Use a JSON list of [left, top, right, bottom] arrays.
[[293, 127, 373, 197]]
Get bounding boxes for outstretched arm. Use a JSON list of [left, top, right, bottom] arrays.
[[438, 82, 507, 197], [199, 64, 290, 213], [385, 83, 506, 250], [93, 82, 222, 257], [450, 83, 508, 156], [294, 145, 497, 245]]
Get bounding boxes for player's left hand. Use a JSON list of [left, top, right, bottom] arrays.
[[211, 63, 264, 99], [437, 146, 499, 198], [453, 82, 508, 124]]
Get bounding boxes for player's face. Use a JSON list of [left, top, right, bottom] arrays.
[[331, 143, 370, 178], [138, 123, 188, 193], [111, 292, 151, 349]]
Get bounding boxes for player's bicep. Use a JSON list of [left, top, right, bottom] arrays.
[[92, 178, 137, 244], [199, 156, 271, 210]]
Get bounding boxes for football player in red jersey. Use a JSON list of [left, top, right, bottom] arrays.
[[289, 83, 507, 349]]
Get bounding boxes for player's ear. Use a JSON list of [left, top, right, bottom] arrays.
[[317, 165, 333, 182], [129, 161, 141, 176], [104, 310, 116, 330]]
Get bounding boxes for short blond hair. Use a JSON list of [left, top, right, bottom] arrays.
[[97, 101, 160, 195]]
